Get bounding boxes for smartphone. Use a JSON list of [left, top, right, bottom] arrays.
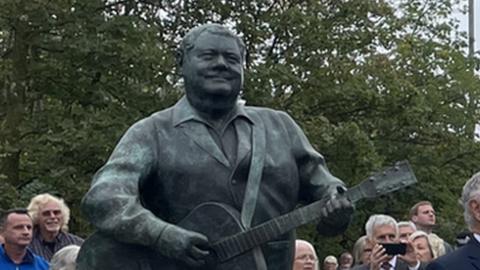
[[381, 243, 407, 255]]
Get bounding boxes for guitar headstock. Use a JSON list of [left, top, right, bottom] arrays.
[[346, 160, 417, 203]]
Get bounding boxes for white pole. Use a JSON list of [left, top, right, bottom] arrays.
[[468, 0, 474, 57]]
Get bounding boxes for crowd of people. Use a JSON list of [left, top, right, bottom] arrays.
[[294, 171, 480, 270], [0, 193, 82, 270], [1, 172, 478, 270]]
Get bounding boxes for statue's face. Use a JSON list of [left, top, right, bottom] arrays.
[[182, 32, 243, 114]]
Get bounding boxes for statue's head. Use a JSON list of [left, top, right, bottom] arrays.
[[177, 24, 246, 115]]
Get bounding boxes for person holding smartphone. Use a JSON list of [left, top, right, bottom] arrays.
[[352, 214, 426, 270]]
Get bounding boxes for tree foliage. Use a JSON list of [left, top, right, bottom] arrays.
[[1, 0, 479, 260]]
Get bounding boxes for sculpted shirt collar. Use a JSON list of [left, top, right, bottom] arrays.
[[172, 96, 253, 127]]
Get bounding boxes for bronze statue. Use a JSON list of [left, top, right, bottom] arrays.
[[77, 23, 354, 270]]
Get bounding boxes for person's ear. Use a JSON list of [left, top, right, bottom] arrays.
[[411, 216, 418, 223]]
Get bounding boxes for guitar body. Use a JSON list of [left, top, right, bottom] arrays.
[[77, 202, 262, 270]]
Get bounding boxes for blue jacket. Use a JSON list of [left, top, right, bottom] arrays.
[[0, 245, 49, 270]]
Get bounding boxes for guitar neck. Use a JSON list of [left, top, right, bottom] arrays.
[[212, 186, 365, 262], [212, 160, 416, 262]]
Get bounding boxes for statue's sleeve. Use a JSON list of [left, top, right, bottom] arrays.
[[278, 111, 346, 203], [81, 118, 167, 247]]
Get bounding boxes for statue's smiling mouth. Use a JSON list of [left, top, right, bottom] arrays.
[[207, 76, 228, 82]]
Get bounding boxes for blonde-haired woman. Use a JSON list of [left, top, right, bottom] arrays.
[[409, 231, 434, 263], [427, 233, 446, 258]]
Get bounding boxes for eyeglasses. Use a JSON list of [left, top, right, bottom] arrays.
[[295, 254, 318, 262], [41, 210, 62, 217]]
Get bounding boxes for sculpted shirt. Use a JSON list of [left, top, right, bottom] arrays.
[[0, 245, 49, 270], [81, 96, 346, 269], [29, 228, 83, 261]]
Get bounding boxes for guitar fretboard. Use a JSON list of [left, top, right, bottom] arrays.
[[212, 186, 365, 262]]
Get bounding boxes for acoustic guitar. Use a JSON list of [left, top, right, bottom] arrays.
[[77, 160, 417, 270]]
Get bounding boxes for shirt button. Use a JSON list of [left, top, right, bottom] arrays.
[[232, 179, 237, 184]]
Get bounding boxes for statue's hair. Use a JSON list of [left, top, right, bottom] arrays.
[[176, 23, 246, 67], [50, 245, 80, 270], [460, 171, 480, 230], [365, 214, 398, 241], [27, 193, 70, 231]]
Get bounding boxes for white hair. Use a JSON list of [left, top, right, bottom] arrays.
[[295, 239, 319, 270], [409, 231, 435, 259], [323, 255, 338, 265], [428, 233, 446, 258], [49, 245, 80, 270], [461, 171, 480, 230], [409, 230, 429, 242], [398, 221, 416, 230], [27, 193, 71, 231], [365, 214, 398, 241]]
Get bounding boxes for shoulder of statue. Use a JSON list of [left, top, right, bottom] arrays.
[[244, 105, 288, 119]]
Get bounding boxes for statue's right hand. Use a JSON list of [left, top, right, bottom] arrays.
[[156, 225, 210, 267]]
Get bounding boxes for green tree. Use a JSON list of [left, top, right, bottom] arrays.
[[1, 0, 479, 260], [0, 0, 180, 233]]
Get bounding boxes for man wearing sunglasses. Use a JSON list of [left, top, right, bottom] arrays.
[[27, 193, 83, 261]]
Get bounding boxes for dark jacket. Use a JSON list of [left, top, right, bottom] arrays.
[[426, 235, 480, 270], [351, 258, 426, 270], [29, 228, 83, 261]]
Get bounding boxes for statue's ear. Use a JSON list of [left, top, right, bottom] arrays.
[[176, 49, 184, 75]]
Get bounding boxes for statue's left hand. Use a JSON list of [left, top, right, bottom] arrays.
[[316, 187, 354, 236]]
